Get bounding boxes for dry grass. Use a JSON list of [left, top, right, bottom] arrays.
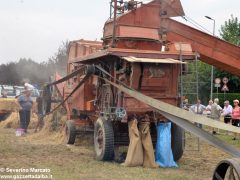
[[0, 112, 38, 129], [1, 125, 239, 180], [0, 112, 240, 180]]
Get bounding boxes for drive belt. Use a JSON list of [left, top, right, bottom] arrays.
[[102, 78, 240, 157], [43, 65, 95, 116], [47, 65, 90, 86], [44, 64, 240, 157], [45, 75, 90, 116]]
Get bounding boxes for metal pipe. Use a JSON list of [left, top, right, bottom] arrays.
[[180, 43, 183, 108], [210, 65, 214, 100], [112, 0, 117, 48], [195, 53, 199, 100]]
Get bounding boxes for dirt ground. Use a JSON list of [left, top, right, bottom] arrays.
[[0, 115, 240, 180]]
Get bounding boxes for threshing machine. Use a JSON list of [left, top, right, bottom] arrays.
[[42, 0, 240, 179]]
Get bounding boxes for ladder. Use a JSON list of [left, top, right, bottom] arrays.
[[179, 46, 200, 151]]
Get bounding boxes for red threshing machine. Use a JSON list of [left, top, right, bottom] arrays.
[[42, 0, 240, 178]]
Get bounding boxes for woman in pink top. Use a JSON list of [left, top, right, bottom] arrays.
[[231, 99, 240, 140]]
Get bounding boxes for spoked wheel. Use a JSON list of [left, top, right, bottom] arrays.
[[213, 158, 240, 180], [98, 83, 113, 117], [65, 120, 76, 145], [94, 117, 114, 161]]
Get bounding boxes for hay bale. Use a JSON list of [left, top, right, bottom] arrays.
[[0, 98, 20, 112], [0, 112, 38, 129]]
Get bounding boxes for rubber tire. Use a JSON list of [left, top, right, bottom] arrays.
[[65, 120, 76, 144], [171, 122, 185, 161], [94, 117, 114, 161]]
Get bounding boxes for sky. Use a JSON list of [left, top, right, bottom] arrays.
[[0, 0, 239, 64]]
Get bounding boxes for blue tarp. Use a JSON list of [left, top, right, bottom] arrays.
[[155, 122, 178, 168]]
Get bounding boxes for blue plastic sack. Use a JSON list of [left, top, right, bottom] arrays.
[[155, 122, 178, 168]]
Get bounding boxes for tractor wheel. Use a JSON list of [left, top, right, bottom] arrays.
[[171, 122, 185, 161], [65, 120, 76, 144], [213, 158, 240, 180], [94, 117, 114, 161]]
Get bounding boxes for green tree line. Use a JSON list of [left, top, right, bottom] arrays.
[[183, 15, 240, 105]]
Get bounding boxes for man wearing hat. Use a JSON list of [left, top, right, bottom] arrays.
[[17, 87, 33, 133]]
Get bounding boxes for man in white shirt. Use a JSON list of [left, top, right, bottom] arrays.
[[223, 100, 233, 124], [190, 99, 206, 128]]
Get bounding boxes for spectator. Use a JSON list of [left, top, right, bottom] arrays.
[[210, 98, 222, 135], [34, 92, 44, 133], [1, 90, 7, 98], [231, 99, 240, 140], [182, 98, 189, 111], [223, 100, 232, 124], [205, 100, 213, 116], [190, 99, 206, 128], [17, 89, 33, 133], [24, 83, 34, 91]]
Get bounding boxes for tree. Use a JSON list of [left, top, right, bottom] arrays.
[[220, 15, 240, 46], [47, 41, 69, 77], [214, 15, 240, 93], [0, 41, 69, 85], [182, 61, 211, 104]]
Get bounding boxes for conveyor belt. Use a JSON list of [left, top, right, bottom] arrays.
[[103, 78, 240, 157], [43, 65, 95, 115], [45, 64, 240, 157]]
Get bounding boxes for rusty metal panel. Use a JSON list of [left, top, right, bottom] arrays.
[[158, 0, 185, 18], [161, 18, 240, 76], [166, 42, 193, 53], [68, 44, 77, 60], [122, 56, 186, 63], [124, 63, 179, 112], [71, 48, 195, 63], [118, 26, 159, 40], [141, 64, 171, 91], [123, 96, 177, 113], [68, 39, 102, 61], [103, 21, 114, 38], [54, 72, 65, 98]]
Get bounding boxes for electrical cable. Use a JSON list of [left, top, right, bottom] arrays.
[[159, 0, 213, 34]]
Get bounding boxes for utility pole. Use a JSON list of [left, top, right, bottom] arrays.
[[205, 16, 215, 100]]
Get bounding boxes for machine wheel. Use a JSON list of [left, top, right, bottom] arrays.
[[213, 158, 240, 180], [94, 117, 114, 161], [65, 120, 76, 144], [99, 84, 113, 116], [171, 122, 185, 161]]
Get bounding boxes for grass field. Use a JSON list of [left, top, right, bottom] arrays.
[[0, 127, 239, 180]]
